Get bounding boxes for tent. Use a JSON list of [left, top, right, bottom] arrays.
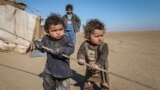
[[0, 4, 43, 53]]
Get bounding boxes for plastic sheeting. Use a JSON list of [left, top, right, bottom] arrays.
[[0, 5, 40, 53]]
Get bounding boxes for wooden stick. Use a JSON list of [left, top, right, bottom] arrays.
[[84, 63, 107, 73]]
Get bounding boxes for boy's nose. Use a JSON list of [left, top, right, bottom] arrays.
[[98, 37, 102, 40], [57, 30, 60, 34], [98, 37, 103, 41]]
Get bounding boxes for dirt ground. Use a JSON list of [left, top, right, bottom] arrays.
[[0, 31, 160, 90]]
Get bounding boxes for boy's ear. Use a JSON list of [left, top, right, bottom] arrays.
[[44, 28, 49, 33]]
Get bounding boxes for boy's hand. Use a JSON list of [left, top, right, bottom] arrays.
[[78, 59, 85, 65], [52, 48, 61, 55], [33, 40, 44, 49], [89, 64, 98, 70], [51, 48, 64, 58]]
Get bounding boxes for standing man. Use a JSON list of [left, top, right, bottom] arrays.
[[63, 4, 81, 47]]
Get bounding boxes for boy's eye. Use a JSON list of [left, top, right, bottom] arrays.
[[50, 30, 57, 32], [94, 35, 99, 37], [59, 28, 64, 31], [50, 28, 64, 32], [94, 34, 104, 37], [101, 34, 104, 37]]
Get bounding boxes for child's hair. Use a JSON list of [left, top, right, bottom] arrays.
[[84, 19, 106, 39], [44, 13, 64, 33], [66, 4, 73, 11]]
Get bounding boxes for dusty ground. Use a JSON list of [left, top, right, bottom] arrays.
[[0, 31, 160, 90]]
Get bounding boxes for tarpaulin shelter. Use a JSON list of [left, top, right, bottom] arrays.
[[0, 2, 44, 53]]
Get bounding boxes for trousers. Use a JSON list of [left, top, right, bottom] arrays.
[[43, 72, 70, 90]]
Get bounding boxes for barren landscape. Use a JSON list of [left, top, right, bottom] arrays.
[[0, 31, 160, 90]]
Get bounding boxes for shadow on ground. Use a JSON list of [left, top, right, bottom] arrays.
[[71, 70, 85, 90]]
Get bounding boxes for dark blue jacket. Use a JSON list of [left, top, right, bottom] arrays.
[[41, 35, 74, 78]]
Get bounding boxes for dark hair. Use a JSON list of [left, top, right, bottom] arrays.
[[44, 13, 64, 33], [84, 19, 106, 39], [66, 4, 73, 11]]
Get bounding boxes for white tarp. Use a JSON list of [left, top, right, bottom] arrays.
[[0, 5, 38, 53]]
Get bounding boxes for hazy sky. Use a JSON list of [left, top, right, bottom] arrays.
[[17, 0, 160, 32]]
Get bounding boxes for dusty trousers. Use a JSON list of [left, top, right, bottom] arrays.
[[43, 72, 70, 90]]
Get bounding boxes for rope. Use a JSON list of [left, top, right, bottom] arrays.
[[0, 27, 32, 43]]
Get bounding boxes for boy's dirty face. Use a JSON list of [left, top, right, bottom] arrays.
[[48, 24, 64, 40], [67, 8, 72, 14], [89, 29, 104, 45]]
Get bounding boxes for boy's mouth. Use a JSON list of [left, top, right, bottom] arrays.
[[56, 35, 63, 39]]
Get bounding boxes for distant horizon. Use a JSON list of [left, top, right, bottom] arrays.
[[106, 28, 160, 32], [106, 30, 160, 32], [106, 29, 160, 32]]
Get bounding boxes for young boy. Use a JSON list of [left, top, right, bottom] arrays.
[[34, 13, 74, 90], [77, 19, 109, 90], [63, 4, 81, 47]]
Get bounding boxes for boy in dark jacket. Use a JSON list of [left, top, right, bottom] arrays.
[[77, 19, 109, 90], [63, 4, 81, 47], [34, 13, 74, 90]]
